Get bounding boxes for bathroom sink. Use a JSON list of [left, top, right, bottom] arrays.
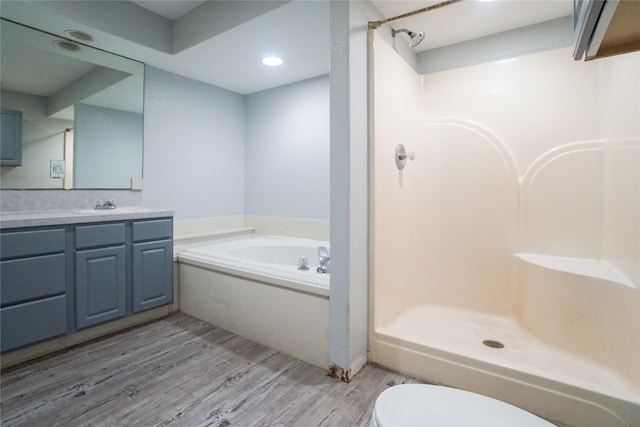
[[72, 207, 149, 214]]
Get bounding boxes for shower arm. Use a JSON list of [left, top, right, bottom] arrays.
[[368, 0, 464, 30], [392, 28, 411, 37]]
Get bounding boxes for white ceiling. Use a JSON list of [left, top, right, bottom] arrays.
[[1, 18, 144, 120], [130, 0, 207, 20], [371, 0, 573, 53], [1, 0, 573, 95], [154, 0, 330, 95], [126, 0, 571, 93]]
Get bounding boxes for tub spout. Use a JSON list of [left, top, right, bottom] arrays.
[[297, 256, 309, 271], [317, 246, 330, 274]]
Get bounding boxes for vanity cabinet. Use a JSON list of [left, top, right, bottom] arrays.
[[75, 223, 127, 329], [0, 228, 67, 352], [132, 219, 173, 313], [0, 215, 173, 353]]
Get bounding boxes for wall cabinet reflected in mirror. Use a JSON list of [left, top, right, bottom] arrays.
[[0, 19, 144, 190], [1, 108, 23, 166]]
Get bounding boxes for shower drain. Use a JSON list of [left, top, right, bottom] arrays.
[[482, 339, 504, 349]]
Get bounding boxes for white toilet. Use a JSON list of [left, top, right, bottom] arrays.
[[371, 384, 555, 426]]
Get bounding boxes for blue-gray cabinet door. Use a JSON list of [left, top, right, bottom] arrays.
[[1, 108, 22, 166], [75, 246, 126, 329], [132, 239, 173, 313]]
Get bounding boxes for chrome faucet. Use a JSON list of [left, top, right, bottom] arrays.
[[317, 246, 330, 274], [297, 256, 309, 271], [95, 199, 117, 210]]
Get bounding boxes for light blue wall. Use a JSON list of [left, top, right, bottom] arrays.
[[328, 0, 377, 375], [244, 75, 330, 219], [74, 103, 143, 189], [142, 66, 246, 219], [143, 68, 329, 221]]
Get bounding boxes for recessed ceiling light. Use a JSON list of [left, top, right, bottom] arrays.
[[262, 56, 283, 66], [53, 40, 81, 52], [64, 29, 95, 42]]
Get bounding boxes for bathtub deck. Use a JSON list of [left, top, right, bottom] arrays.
[[1, 313, 421, 427]]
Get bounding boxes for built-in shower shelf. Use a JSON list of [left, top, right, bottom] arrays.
[[514, 253, 636, 289]]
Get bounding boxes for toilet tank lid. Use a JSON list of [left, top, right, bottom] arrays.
[[373, 384, 555, 427]]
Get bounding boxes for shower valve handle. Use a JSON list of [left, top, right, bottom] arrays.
[[395, 144, 414, 169]]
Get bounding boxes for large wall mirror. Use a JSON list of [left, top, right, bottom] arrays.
[[0, 19, 144, 189]]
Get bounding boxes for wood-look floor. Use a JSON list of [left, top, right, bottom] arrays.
[[1, 313, 422, 427]]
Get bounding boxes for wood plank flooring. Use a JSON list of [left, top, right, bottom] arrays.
[[1, 313, 422, 427]]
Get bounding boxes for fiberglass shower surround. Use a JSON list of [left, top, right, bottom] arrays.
[[370, 30, 640, 427]]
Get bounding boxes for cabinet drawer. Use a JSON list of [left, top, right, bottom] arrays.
[[132, 219, 172, 242], [76, 223, 125, 249], [1, 295, 67, 353], [1, 253, 66, 306], [1, 229, 65, 259]]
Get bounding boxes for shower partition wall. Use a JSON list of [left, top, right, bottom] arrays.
[[369, 31, 640, 427]]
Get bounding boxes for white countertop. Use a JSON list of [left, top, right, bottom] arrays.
[[0, 207, 174, 229]]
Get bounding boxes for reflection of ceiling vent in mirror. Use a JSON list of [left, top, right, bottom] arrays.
[[64, 29, 94, 42], [53, 40, 81, 52]]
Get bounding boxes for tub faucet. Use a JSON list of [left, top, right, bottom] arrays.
[[317, 246, 330, 274], [297, 256, 309, 271]]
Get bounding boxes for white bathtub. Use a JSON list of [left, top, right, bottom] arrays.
[[177, 235, 330, 368], [178, 235, 329, 296]]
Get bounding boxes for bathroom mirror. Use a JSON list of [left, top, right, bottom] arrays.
[[0, 19, 144, 189]]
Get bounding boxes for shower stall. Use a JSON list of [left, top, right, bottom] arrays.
[[369, 30, 639, 427]]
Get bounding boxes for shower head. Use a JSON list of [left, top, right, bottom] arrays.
[[391, 28, 425, 48]]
